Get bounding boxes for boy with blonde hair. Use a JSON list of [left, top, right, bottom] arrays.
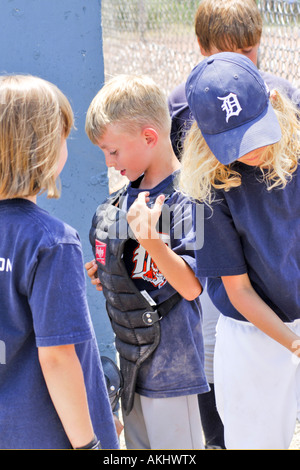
[[85, 74, 209, 449]]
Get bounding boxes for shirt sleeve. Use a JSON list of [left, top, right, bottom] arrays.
[[262, 71, 300, 111], [29, 242, 93, 347], [168, 193, 198, 273], [194, 194, 248, 278]]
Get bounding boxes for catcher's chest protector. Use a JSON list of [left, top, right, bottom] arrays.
[[89, 185, 180, 414]]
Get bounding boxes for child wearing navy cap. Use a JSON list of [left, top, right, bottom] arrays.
[[180, 52, 300, 449], [169, 0, 300, 450]]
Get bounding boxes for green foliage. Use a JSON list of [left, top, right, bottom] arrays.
[[110, 0, 200, 32]]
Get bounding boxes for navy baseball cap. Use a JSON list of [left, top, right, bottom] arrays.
[[186, 52, 282, 164]]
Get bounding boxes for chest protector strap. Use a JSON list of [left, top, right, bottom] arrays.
[[89, 183, 181, 415]]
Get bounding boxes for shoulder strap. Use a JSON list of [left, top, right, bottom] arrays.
[[141, 292, 182, 326], [109, 184, 128, 207]]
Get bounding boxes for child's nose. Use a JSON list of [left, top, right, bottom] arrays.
[[105, 154, 115, 168]]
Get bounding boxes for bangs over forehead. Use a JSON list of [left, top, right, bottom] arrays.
[[195, 0, 263, 52]]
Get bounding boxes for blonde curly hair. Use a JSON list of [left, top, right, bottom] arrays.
[[179, 91, 300, 206]]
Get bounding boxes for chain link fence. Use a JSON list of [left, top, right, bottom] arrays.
[[101, 0, 300, 95], [259, 0, 300, 83]]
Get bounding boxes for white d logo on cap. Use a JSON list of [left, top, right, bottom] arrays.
[[218, 93, 242, 123]]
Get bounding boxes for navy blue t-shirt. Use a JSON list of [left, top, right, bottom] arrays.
[[194, 163, 300, 323], [0, 199, 119, 449], [119, 172, 209, 398]]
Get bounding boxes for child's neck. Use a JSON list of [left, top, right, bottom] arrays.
[[23, 195, 37, 204], [139, 148, 181, 190]]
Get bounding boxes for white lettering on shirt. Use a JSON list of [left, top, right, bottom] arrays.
[[0, 258, 12, 272]]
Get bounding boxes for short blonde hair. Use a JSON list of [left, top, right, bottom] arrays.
[[0, 75, 73, 199], [180, 91, 300, 206], [195, 0, 262, 54], [85, 74, 171, 144]]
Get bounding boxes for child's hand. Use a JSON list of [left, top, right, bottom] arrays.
[[292, 338, 300, 359], [127, 192, 165, 241], [84, 259, 103, 291], [113, 414, 124, 437]]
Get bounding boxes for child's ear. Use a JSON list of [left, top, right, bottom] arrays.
[[142, 127, 158, 147]]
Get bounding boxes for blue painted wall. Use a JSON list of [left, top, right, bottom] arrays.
[[0, 0, 115, 356]]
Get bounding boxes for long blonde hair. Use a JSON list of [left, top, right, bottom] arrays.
[[0, 75, 73, 199], [179, 91, 300, 206]]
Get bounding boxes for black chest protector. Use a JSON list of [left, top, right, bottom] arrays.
[[89, 182, 181, 415]]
